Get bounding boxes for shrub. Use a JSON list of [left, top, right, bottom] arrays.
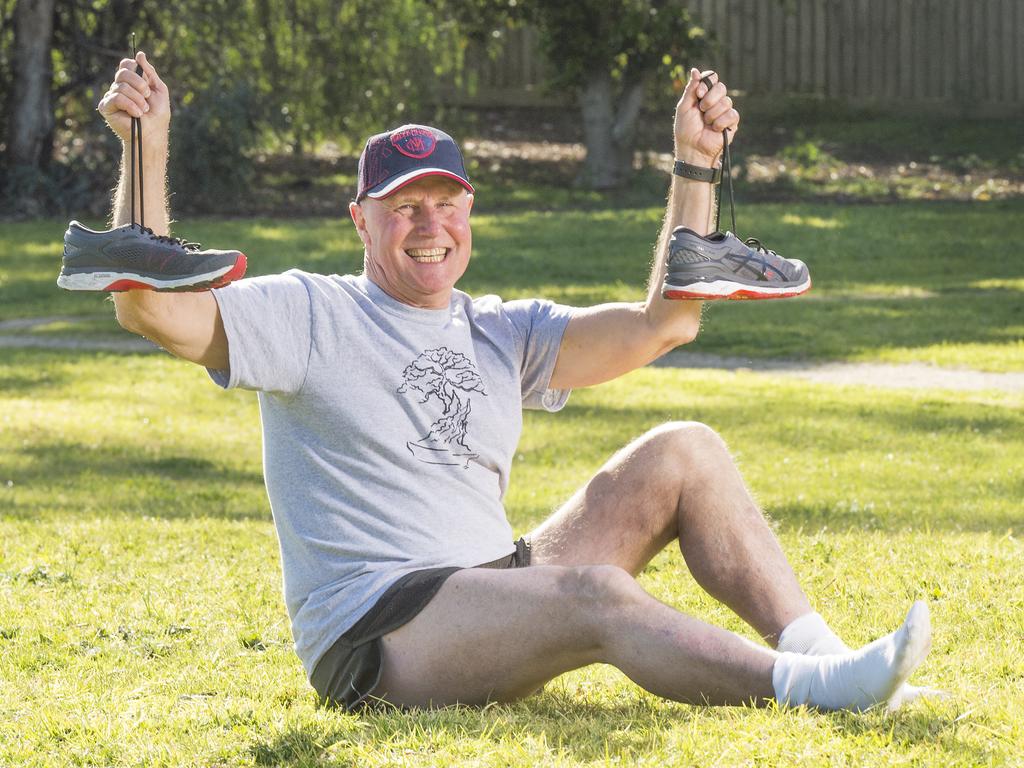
[[168, 80, 262, 214]]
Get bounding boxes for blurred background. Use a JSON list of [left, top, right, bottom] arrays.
[[1, 0, 1022, 219]]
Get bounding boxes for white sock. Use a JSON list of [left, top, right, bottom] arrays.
[[776, 607, 941, 709], [772, 601, 931, 712], [776, 612, 849, 656]]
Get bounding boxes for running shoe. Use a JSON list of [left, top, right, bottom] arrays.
[[662, 227, 811, 300], [57, 221, 247, 292], [663, 71, 811, 301]]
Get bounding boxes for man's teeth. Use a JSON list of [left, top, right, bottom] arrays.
[[407, 248, 447, 263]]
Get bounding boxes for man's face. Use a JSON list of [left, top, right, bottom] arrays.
[[350, 177, 474, 309]]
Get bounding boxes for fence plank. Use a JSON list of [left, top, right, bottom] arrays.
[[446, 1, 1024, 115]]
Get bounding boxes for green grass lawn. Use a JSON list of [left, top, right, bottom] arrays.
[[1, 346, 1022, 766], [1, 199, 1022, 766], [3, 198, 1022, 371]]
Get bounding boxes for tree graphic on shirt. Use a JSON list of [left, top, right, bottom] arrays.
[[397, 347, 487, 467]]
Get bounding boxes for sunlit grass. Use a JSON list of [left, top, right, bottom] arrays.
[[3, 199, 1021, 370], [1, 350, 1022, 765]]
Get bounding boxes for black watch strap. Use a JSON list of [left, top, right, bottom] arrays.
[[673, 159, 722, 184]]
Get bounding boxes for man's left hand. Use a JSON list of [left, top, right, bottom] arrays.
[[674, 68, 740, 164]]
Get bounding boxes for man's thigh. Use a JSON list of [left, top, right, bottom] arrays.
[[376, 565, 613, 708], [527, 423, 707, 574]]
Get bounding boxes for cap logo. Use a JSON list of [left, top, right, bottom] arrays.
[[391, 127, 436, 159]]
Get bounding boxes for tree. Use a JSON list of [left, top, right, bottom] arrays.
[[439, 0, 710, 189], [0, 0, 467, 214]]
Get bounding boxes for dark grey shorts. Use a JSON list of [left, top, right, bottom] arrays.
[[310, 536, 532, 711]]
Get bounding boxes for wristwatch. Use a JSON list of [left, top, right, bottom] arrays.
[[672, 159, 722, 184]]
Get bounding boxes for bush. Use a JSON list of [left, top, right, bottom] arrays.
[[1, 160, 102, 219], [168, 80, 262, 214]]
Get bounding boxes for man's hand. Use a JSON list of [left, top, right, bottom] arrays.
[[97, 51, 170, 145], [674, 68, 739, 164]]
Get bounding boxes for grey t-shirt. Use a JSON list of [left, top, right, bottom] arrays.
[[208, 271, 573, 677]]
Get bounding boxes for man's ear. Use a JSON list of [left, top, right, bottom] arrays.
[[466, 193, 474, 214], [349, 201, 371, 248]]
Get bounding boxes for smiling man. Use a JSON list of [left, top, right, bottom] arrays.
[[99, 53, 934, 714]]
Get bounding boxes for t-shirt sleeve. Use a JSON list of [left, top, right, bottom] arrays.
[[206, 271, 313, 396], [503, 298, 575, 411]]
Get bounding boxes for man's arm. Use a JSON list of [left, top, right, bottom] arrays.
[[101, 52, 229, 370], [549, 69, 737, 390]]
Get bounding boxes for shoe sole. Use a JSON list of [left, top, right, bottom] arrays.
[[57, 254, 246, 292], [662, 275, 811, 300]]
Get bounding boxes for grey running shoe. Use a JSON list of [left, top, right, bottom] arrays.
[[662, 227, 811, 300], [57, 221, 247, 292]]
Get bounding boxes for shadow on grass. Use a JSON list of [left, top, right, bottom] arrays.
[[248, 698, 987, 766], [0, 366, 73, 394], [8, 441, 268, 521]]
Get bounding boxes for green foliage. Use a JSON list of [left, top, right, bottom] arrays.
[[1, 0, 471, 216], [438, 0, 708, 90], [168, 80, 262, 213], [524, 0, 708, 91]]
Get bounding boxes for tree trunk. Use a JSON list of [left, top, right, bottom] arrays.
[[578, 70, 649, 190], [8, 0, 57, 169]]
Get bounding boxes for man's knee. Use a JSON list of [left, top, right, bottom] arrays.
[[560, 564, 643, 614], [649, 420, 728, 464]]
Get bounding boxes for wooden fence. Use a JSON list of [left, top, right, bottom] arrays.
[[452, 0, 1024, 116]]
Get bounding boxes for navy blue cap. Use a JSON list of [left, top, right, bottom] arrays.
[[356, 124, 474, 201]]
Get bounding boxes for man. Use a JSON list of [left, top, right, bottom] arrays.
[[93, 52, 932, 712]]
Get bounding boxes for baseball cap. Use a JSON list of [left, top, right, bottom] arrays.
[[355, 124, 474, 201]]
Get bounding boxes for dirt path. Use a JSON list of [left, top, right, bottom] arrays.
[[3, 316, 1022, 394], [653, 351, 1024, 393]]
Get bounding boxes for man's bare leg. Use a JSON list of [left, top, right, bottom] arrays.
[[376, 564, 776, 708], [528, 421, 812, 645]]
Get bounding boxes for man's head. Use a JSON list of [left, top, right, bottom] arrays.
[[350, 124, 475, 309]]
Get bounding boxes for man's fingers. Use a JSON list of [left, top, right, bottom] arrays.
[[697, 70, 718, 101], [135, 51, 166, 92], [699, 83, 728, 112], [702, 95, 733, 124], [99, 91, 145, 119], [113, 67, 151, 97], [711, 109, 740, 134]]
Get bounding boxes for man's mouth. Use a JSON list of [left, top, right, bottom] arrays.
[[406, 247, 448, 264]]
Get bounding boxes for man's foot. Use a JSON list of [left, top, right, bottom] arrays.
[[777, 610, 946, 710], [662, 227, 811, 300], [772, 601, 932, 712], [57, 220, 247, 292]]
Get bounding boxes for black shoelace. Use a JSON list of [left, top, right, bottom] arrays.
[[714, 127, 780, 258], [127, 35, 201, 252], [129, 34, 145, 231]]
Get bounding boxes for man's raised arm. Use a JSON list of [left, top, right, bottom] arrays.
[[100, 52, 229, 370], [549, 68, 736, 390]]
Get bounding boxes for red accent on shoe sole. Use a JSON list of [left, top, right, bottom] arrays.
[[208, 254, 247, 290], [104, 279, 156, 292], [664, 282, 811, 301]]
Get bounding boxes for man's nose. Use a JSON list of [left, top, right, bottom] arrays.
[[414, 206, 442, 234]]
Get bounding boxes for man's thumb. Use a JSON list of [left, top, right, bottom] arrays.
[[684, 68, 702, 107]]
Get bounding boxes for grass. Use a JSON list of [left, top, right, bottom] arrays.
[[1, 348, 1022, 766], [1, 179, 1022, 764], [3, 198, 1023, 371]]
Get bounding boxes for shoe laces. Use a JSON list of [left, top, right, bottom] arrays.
[[714, 128, 738, 236], [130, 222, 201, 251], [743, 237, 779, 258]]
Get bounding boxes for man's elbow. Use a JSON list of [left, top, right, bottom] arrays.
[[655, 316, 700, 356], [677, 317, 700, 346]]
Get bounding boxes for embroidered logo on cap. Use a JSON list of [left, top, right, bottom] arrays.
[[391, 127, 436, 159]]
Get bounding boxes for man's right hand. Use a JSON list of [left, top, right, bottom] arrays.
[[97, 51, 170, 145]]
